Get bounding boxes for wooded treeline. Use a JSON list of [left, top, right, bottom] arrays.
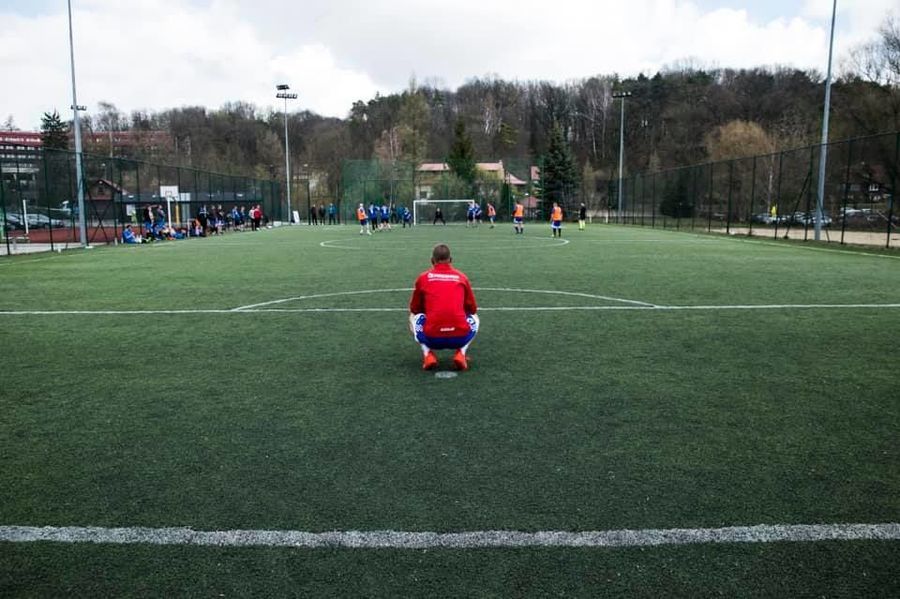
[[29, 15, 900, 200]]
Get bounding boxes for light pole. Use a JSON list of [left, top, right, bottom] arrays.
[[67, 0, 88, 247], [815, 0, 837, 241], [276, 84, 298, 223], [612, 91, 632, 222]]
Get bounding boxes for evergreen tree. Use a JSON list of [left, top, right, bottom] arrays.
[[659, 170, 694, 218], [41, 111, 69, 150], [447, 119, 476, 184], [541, 121, 577, 208]]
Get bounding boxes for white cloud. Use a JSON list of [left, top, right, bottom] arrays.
[[0, 0, 896, 131], [0, 0, 384, 129]]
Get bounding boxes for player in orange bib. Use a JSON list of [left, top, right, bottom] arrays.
[[487, 202, 496, 228], [513, 201, 525, 234], [357, 203, 371, 235], [550, 202, 563, 238]]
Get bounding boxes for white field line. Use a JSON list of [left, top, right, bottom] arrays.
[[320, 238, 570, 250], [1, 523, 897, 549], [232, 288, 414, 311], [2, 304, 900, 316], [233, 287, 652, 312], [476, 287, 656, 307]]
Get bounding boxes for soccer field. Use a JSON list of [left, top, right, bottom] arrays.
[[1, 223, 898, 596]]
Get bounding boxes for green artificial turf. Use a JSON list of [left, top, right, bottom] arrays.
[[1, 223, 898, 595]]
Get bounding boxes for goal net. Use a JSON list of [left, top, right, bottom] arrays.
[[413, 199, 476, 226]]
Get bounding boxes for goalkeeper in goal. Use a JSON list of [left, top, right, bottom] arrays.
[[408, 244, 479, 371]]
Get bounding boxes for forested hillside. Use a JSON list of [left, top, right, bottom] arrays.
[[30, 15, 900, 200]]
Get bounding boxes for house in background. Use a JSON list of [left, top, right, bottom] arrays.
[[415, 160, 530, 200]]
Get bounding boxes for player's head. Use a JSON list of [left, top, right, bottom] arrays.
[[431, 243, 452, 265]]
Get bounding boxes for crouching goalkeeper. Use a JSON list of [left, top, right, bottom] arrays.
[[408, 244, 479, 371]]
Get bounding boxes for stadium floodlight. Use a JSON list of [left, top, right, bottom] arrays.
[[612, 91, 632, 221], [67, 0, 88, 248], [815, 0, 837, 242], [276, 85, 299, 223]]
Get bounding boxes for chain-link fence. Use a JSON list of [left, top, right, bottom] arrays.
[[1, 145, 283, 255], [342, 158, 549, 224], [599, 132, 899, 248]]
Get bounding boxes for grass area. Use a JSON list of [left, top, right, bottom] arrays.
[[1, 223, 898, 595]]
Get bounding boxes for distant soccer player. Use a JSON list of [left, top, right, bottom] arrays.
[[550, 202, 563, 238], [408, 244, 479, 371], [380, 203, 391, 230], [487, 202, 496, 228], [402, 206, 412, 228], [513, 200, 525, 234], [433, 206, 446, 225], [357, 203, 371, 235], [368, 203, 379, 231], [578, 202, 587, 231], [466, 201, 476, 227]]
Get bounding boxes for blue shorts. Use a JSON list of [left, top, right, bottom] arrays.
[[359, 218, 367, 225], [514, 217, 523, 224], [551, 220, 562, 228], [413, 314, 478, 350]]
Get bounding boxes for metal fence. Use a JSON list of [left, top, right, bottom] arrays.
[[340, 158, 541, 223], [1, 145, 283, 256], [599, 132, 899, 248]]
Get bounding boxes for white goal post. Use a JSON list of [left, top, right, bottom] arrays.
[[413, 199, 475, 226]]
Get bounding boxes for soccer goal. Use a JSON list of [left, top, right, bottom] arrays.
[[413, 199, 475, 226]]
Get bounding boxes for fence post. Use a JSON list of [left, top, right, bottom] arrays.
[[691, 167, 700, 231], [726, 160, 734, 235], [119, 160, 127, 236], [774, 152, 784, 240], [42, 149, 54, 251], [887, 132, 899, 248], [651, 173, 656, 228], [1, 168, 9, 256], [175, 166, 182, 227], [110, 161, 119, 242], [640, 174, 646, 226], [804, 145, 815, 241], [707, 162, 715, 232], [840, 138, 853, 245], [748, 155, 757, 237], [135, 161, 143, 236]]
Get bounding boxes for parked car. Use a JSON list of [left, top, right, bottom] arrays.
[[3, 213, 26, 230], [793, 212, 832, 226], [751, 213, 775, 225], [28, 213, 66, 228]]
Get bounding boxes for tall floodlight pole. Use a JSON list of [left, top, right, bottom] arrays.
[[612, 91, 632, 221], [815, 0, 837, 241], [67, 0, 88, 247], [276, 84, 298, 223]]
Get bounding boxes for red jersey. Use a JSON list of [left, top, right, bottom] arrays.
[[409, 262, 477, 338]]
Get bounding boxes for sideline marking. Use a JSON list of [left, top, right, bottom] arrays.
[[320, 237, 570, 250], [1, 523, 897, 549], [434, 371, 458, 379]]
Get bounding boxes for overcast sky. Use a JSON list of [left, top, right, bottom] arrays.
[[0, 0, 895, 130]]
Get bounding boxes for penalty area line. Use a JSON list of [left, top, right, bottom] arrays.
[[1, 523, 897, 549]]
